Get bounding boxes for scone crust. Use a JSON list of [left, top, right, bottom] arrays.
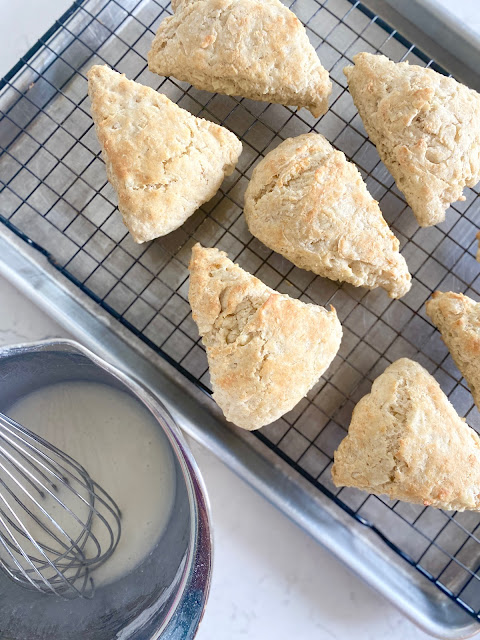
[[87, 65, 242, 243], [332, 358, 480, 511], [148, 0, 331, 118], [426, 291, 480, 411], [344, 52, 480, 227], [244, 133, 411, 298], [188, 243, 342, 430]]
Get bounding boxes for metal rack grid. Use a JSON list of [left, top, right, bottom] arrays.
[[1, 0, 480, 624]]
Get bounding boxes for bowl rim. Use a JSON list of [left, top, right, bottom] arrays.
[[0, 338, 213, 640]]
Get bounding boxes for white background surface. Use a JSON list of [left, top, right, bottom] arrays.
[[0, 1, 476, 639]]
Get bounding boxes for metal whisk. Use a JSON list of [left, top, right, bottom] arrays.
[[0, 411, 121, 599]]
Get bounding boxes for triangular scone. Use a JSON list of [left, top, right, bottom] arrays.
[[188, 244, 342, 430], [344, 53, 480, 227], [87, 65, 242, 243], [332, 358, 480, 511], [426, 291, 480, 411], [244, 133, 411, 299], [148, 0, 331, 118]]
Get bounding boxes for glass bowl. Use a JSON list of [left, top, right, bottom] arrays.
[[0, 339, 212, 640]]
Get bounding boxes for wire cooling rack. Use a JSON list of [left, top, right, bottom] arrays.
[[1, 0, 480, 625]]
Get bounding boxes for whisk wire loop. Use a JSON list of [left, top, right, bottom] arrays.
[[0, 412, 121, 598], [0, 460, 94, 569], [0, 494, 78, 596]]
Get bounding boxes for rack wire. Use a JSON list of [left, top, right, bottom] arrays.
[[1, 0, 480, 623]]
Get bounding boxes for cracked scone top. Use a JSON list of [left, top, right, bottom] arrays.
[[87, 65, 242, 243], [332, 358, 480, 511], [148, 0, 331, 118], [244, 133, 411, 299], [426, 291, 480, 413], [188, 244, 342, 430], [344, 53, 480, 227]]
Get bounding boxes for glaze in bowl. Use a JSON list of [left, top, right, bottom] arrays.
[[0, 339, 212, 640]]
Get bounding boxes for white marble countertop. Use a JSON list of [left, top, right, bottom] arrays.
[[0, 1, 476, 638]]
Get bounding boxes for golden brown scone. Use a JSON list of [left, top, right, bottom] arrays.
[[344, 53, 480, 227], [148, 0, 331, 118], [332, 358, 480, 511], [244, 133, 411, 299], [426, 291, 480, 411], [87, 65, 242, 243], [188, 243, 342, 430]]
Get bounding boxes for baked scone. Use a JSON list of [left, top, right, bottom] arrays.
[[188, 243, 342, 430], [244, 133, 411, 299], [87, 65, 242, 243], [148, 0, 331, 118], [344, 53, 480, 227], [332, 358, 480, 511], [426, 291, 480, 411]]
